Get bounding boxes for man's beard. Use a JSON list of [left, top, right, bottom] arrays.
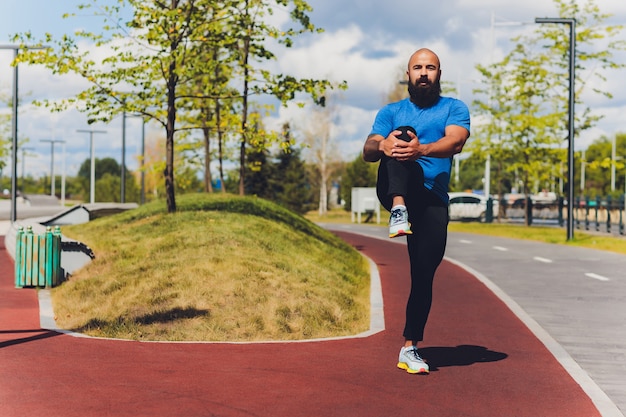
[[408, 78, 441, 108]]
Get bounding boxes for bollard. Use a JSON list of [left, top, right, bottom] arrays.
[[619, 194, 626, 236], [585, 196, 590, 230], [595, 196, 600, 232], [606, 196, 612, 235], [486, 198, 494, 223]]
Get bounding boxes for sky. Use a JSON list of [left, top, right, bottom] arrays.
[[1, 0, 625, 182]]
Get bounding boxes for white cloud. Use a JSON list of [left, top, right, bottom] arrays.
[[2, 0, 625, 182]]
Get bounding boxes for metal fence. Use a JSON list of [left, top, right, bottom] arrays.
[[491, 195, 626, 237]]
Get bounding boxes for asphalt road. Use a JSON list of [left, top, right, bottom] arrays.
[[321, 222, 626, 417]]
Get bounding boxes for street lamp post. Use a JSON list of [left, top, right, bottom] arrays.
[[121, 110, 127, 203], [77, 129, 107, 204], [20, 146, 34, 190], [40, 139, 66, 197], [1, 44, 47, 221], [535, 17, 576, 241], [124, 114, 146, 204], [141, 120, 145, 204]]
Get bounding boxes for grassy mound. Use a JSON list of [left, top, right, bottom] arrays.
[[53, 193, 370, 342]]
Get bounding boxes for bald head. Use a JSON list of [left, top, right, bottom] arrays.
[[407, 48, 441, 71], [406, 48, 442, 108]]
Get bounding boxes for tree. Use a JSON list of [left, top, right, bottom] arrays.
[[300, 98, 344, 216], [581, 133, 626, 197], [76, 157, 139, 202], [471, 0, 625, 223], [270, 124, 313, 214], [340, 154, 377, 211], [14, 0, 343, 214], [244, 141, 273, 197], [230, 0, 344, 195]]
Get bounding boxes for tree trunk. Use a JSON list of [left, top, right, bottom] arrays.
[[203, 126, 213, 193], [216, 98, 226, 193], [239, 33, 250, 196], [165, 39, 177, 213]]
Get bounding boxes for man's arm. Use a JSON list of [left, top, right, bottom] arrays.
[[414, 124, 469, 158], [363, 124, 469, 163], [362, 134, 386, 162], [391, 124, 469, 162]]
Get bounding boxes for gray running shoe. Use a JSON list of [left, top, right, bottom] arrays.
[[389, 206, 412, 238], [397, 346, 429, 374]]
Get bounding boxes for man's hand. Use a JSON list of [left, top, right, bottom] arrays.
[[385, 129, 420, 161]]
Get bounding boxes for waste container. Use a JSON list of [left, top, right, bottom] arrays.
[[15, 226, 63, 288]]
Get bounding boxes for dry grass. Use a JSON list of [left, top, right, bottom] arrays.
[[54, 194, 371, 342]]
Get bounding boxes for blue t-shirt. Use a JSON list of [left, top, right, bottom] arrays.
[[369, 97, 470, 204]]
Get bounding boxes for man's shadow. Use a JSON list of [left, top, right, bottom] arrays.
[[420, 345, 508, 372]]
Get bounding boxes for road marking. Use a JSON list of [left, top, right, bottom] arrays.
[[585, 273, 610, 282], [459, 239, 472, 244], [533, 256, 553, 263], [493, 246, 508, 251]]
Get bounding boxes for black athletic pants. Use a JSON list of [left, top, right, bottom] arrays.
[[377, 157, 449, 341]]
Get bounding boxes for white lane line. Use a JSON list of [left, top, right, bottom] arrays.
[[459, 239, 472, 244], [493, 246, 508, 251], [534, 256, 553, 263], [585, 273, 610, 282]]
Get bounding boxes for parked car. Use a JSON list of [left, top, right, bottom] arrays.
[[448, 192, 497, 222]]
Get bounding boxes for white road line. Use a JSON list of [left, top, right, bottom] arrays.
[[585, 273, 610, 282], [534, 256, 553, 263], [493, 246, 508, 251], [459, 239, 472, 244]]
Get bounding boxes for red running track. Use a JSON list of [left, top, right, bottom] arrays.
[[0, 232, 600, 417]]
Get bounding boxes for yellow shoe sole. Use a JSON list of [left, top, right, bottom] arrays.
[[389, 229, 413, 238], [397, 361, 429, 374]]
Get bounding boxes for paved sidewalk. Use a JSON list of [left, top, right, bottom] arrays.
[[1, 232, 602, 417]]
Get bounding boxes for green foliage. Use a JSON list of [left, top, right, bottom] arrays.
[[245, 130, 313, 215], [77, 157, 121, 181], [471, 0, 625, 201], [340, 153, 377, 210], [271, 144, 314, 214], [12, 0, 345, 213], [245, 144, 273, 197], [75, 157, 140, 202], [580, 132, 626, 197]]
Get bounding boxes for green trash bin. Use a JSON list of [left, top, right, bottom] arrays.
[[15, 226, 62, 288]]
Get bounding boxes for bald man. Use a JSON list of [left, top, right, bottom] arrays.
[[362, 48, 470, 374]]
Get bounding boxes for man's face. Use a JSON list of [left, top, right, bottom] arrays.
[[406, 50, 442, 108], [406, 51, 441, 90]]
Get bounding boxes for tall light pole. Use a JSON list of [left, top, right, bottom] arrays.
[[535, 17, 576, 240], [0, 44, 47, 221], [40, 139, 66, 197], [20, 146, 34, 190], [77, 129, 107, 204], [121, 109, 127, 203], [124, 114, 146, 204], [141, 119, 145, 204]]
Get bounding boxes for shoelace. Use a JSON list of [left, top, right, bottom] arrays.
[[405, 347, 423, 361], [391, 209, 405, 223]]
